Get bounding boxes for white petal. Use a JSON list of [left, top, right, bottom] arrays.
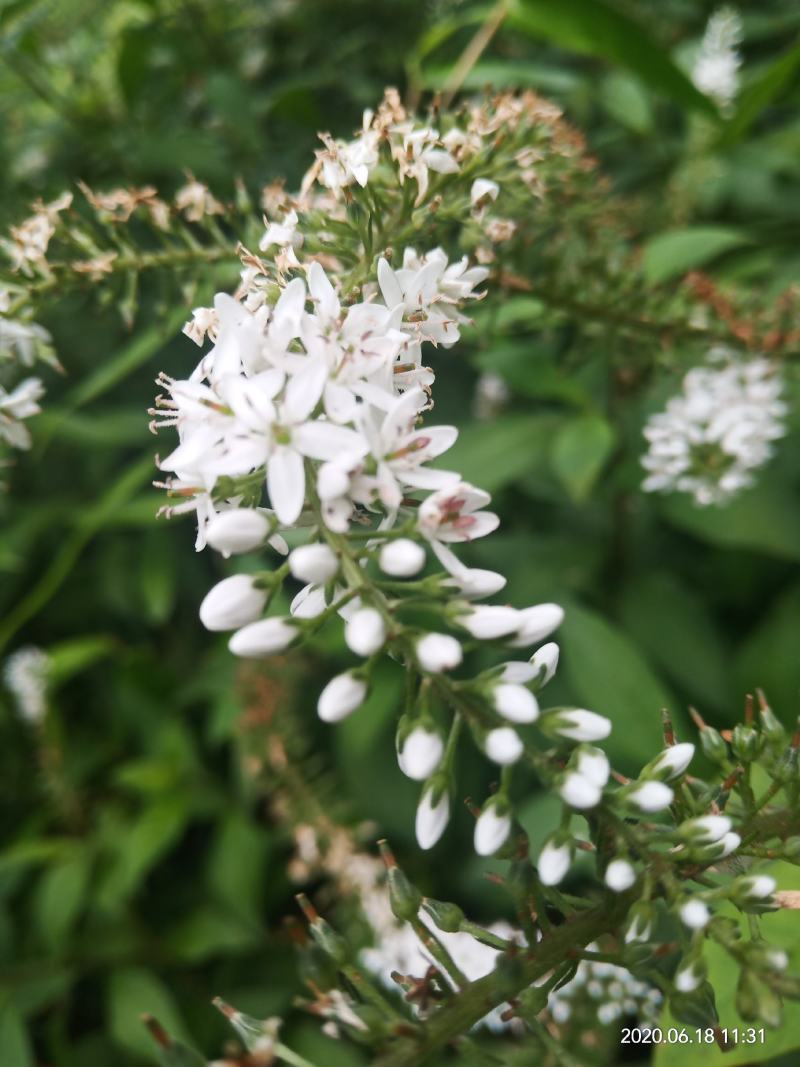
[[267, 447, 305, 525]]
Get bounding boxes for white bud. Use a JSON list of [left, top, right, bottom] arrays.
[[205, 509, 270, 556], [680, 814, 732, 844], [318, 671, 367, 723], [625, 911, 652, 944], [679, 899, 711, 930], [379, 538, 426, 577], [493, 683, 539, 724], [717, 831, 741, 857], [457, 605, 520, 640], [398, 727, 444, 780], [549, 708, 612, 742], [674, 962, 702, 993], [484, 727, 523, 765], [199, 574, 267, 631], [649, 742, 695, 780], [560, 771, 602, 809], [605, 858, 636, 892], [626, 781, 674, 812], [471, 178, 500, 205], [228, 616, 297, 657], [317, 460, 350, 500], [289, 543, 339, 585], [415, 633, 463, 673], [449, 568, 507, 599], [576, 747, 610, 788], [508, 603, 564, 647], [766, 949, 789, 971], [415, 787, 450, 850], [345, 607, 386, 657], [538, 837, 572, 886], [474, 802, 512, 856], [529, 642, 559, 686], [737, 875, 776, 900]]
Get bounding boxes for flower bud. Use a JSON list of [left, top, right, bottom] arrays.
[[307, 914, 348, 966], [529, 642, 559, 688], [379, 538, 426, 577], [576, 746, 610, 788], [679, 898, 711, 930], [543, 708, 612, 742], [508, 603, 564, 647], [699, 725, 728, 764], [397, 725, 444, 780], [625, 903, 654, 943], [538, 835, 573, 886], [731, 723, 763, 762], [422, 898, 465, 933], [205, 509, 270, 556], [679, 814, 732, 845], [674, 958, 705, 993], [415, 632, 463, 672], [623, 781, 673, 812], [474, 799, 512, 856], [492, 682, 539, 724], [732, 874, 776, 904], [484, 727, 523, 765], [456, 604, 520, 640], [759, 703, 785, 744], [646, 742, 695, 781], [199, 574, 267, 631], [471, 178, 500, 206], [344, 607, 386, 657], [560, 771, 602, 810], [387, 864, 422, 922], [228, 616, 297, 657], [318, 671, 368, 723], [317, 460, 349, 500], [716, 831, 741, 857], [747, 943, 789, 973], [450, 568, 507, 599], [736, 969, 766, 1023], [415, 783, 450, 850], [289, 543, 339, 585], [605, 858, 636, 892]]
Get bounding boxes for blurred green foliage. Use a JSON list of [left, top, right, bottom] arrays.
[[2, 0, 800, 1063]]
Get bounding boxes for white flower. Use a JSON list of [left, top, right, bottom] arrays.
[[492, 683, 539, 724], [398, 726, 444, 780], [4, 646, 50, 723], [447, 568, 506, 599], [680, 814, 732, 844], [737, 875, 776, 901], [474, 802, 512, 856], [417, 483, 498, 546], [560, 772, 602, 810], [484, 727, 523, 765], [626, 781, 674, 812], [538, 837, 572, 886], [674, 962, 702, 993], [529, 642, 559, 687], [205, 509, 272, 556], [289, 543, 339, 584], [716, 831, 741, 857], [415, 633, 463, 673], [318, 671, 368, 723], [344, 607, 386, 657], [605, 859, 636, 892], [379, 538, 426, 577], [576, 747, 610, 788], [0, 376, 45, 449], [649, 742, 695, 780], [642, 351, 786, 506], [415, 786, 450, 850], [470, 178, 499, 206], [679, 899, 711, 930], [548, 709, 612, 742], [692, 7, 742, 112], [457, 604, 520, 640], [228, 616, 297, 657], [508, 603, 564, 647], [199, 575, 267, 631]]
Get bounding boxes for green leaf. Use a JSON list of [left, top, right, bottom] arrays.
[[551, 414, 615, 502], [98, 794, 190, 908], [559, 602, 673, 771], [508, 0, 716, 116], [737, 582, 800, 721], [642, 227, 750, 284], [33, 851, 92, 949], [166, 904, 255, 962], [108, 968, 190, 1060], [600, 71, 653, 134], [0, 1003, 33, 1067], [207, 812, 271, 923], [47, 635, 116, 686], [442, 414, 555, 493], [721, 39, 800, 146]]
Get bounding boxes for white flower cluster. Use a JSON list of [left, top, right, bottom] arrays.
[[641, 351, 786, 506], [691, 7, 743, 113], [4, 646, 50, 723], [0, 291, 50, 457], [547, 944, 662, 1027]]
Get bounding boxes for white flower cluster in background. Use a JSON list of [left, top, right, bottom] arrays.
[[3, 646, 50, 723], [641, 349, 786, 506], [691, 7, 743, 113], [0, 290, 49, 456], [547, 944, 662, 1027]]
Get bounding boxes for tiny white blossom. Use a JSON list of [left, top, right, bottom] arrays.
[[199, 575, 267, 631], [4, 646, 50, 723], [737, 875, 776, 901], [692, 7, 742, 112], [674, 962, 702, 993], [538, 837, 572, 886], [415, 786, 450, 850], [626, 781, 674, 813], [457, 604, 520, 640], [560, 772, 602, 810], [415, 632, 463, 673], [345, 607, 386, 657], [529, 642, 559, 687], [549, 709, 612, 743], [508, 603, 564, 647], [680, 899, 711, 930], [318, 671, 368, 723], [474, 802, 512, 856], [398, 726, 444, 781], [576, 747, 610, 788], [605, 859, 636, 892], [492, 683, 539, 724], [379, 538, 426, 577], [681, 814, 732, 844], [470, 178, 500, 206], [289, 543, 339, 585], [649, 742, 695, 780], [228, 616, 297, 657], [484, 727, 523, 765], [205, 509, 271, 556]]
